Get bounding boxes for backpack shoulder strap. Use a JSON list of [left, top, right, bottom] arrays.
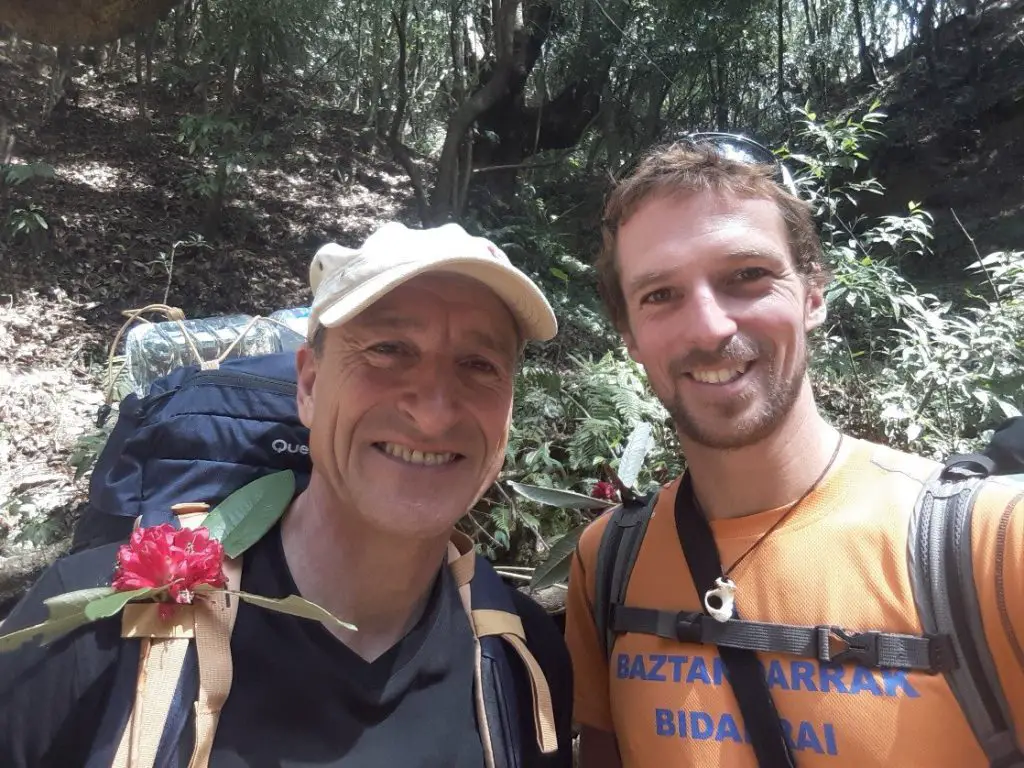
[[112, 509, 243, 768], [593, 492, 658, 660], [909, 466, 1024, 767], [447, 532, 558, 766]]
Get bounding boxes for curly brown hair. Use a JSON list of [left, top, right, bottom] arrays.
[[596, 143, 827, 332]]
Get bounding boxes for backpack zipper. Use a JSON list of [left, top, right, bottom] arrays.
[[184, 370, 298, 396]]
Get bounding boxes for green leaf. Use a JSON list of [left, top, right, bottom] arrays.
[[0, 611, 96, 653], [618, 422, 653, 489], [230, 591, 357, 632], [204, 470, 296, 558], [84, 587, 159, 621], [550, 267, 569, 282], [530, 522, 590, 590], [507, 481, 614, 510], [44, 587, 115, 619]]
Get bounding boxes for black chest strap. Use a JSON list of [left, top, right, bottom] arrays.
[[610, 605, 955, 673], [674, 473, 797, 768]]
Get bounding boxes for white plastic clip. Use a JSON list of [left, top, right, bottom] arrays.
[[704, 576, 736, 623]]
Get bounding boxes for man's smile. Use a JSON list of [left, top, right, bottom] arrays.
[[373, 441, 464, 467], [685, 360, 754, 386]]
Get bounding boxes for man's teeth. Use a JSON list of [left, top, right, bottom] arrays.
[[690, 364, 749, 384], [379, 442, 456, 466]]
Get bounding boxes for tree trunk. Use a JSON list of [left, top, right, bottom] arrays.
[[134, 33, 147, 122], [366, 9, 385, 133], [920, 0, 938, 87], [352, 0, 364, 111], [202, 41, 240, 238], [144, 27, 154, 98], [776, 0, 786, 116], [43, 43, 73, 120], [389, 0, 410, 142], [714, 51, 728, 130], [172, 1, 188, 64], [851, 0, 876, 83], [429, 0, 520, 223]]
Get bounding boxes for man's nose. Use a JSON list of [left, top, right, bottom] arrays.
[[396, 361, 461, 435], [682, 287, 737, 350]]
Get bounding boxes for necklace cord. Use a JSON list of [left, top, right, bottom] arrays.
[[692, 433, 845, 579]]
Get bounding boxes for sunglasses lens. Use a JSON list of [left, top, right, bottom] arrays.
[[685, 132, 795, 194], [689, 134, 776, 167]]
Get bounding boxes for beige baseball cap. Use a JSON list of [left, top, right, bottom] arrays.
[[307, 222, 558, 342]]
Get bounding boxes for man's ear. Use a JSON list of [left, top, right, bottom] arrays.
[[295, 345, 317, 429], [804, 276, 827, 332]]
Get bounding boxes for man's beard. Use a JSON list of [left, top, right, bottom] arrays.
[[660, 337, 807, 451]]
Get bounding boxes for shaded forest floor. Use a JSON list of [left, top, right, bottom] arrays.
[[0, 43, 420, 558]]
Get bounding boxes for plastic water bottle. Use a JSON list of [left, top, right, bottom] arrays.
[[268, 307, 311, 341], [124, 314, 291, 396]]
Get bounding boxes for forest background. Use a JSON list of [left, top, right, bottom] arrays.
[[0, 0, 1023, 612]]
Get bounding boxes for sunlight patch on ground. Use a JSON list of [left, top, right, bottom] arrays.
[[57, 161, 152, 192]]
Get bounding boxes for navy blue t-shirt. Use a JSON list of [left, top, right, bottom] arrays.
[[0, 525, 572, 767]]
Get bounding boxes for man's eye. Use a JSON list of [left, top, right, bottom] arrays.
[[640, 288, 673, 305], [369, 342, 405, 356], [734, 267, 770, 282], [464, 357, 498, 374]]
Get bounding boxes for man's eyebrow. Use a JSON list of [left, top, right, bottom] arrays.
[[351, 315, 515, 356], [720, 248, 787, 263], [626, 269, 675, 297], [468, 329, 517, 358], [626, 249, 787, 295]]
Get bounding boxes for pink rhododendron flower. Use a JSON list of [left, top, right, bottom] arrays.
[[591, 481, 617, 501], [113, 523, 227, 610]]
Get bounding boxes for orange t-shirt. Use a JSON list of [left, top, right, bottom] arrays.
[[565, 438, 1024, 766]]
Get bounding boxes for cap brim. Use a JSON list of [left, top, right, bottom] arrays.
[[314, 254, 558, 342]]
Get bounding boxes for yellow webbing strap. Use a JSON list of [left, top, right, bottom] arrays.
[[111, 634, 191, 768], [112, 511, 242, 768], [447, 532, 559, 757], [188, 555, 241, 768], [472, 610, 558, 755], [447, 535, 495, 768]]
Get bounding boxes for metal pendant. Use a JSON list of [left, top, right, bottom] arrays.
[[703, 576, 736, 623]]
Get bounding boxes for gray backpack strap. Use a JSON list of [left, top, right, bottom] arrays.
[[593, 492, 659, 660], [909, 468, 1024, 767]]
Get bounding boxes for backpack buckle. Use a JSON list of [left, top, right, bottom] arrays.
[[818, 626, 879, 667], [674, 611, 703, 644]]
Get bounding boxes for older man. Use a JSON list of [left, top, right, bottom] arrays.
[[564, 137, 1024, 767], [0, 222, 573, 767]]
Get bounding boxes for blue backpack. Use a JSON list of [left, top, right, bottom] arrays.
[[72, 352, 559, 768]]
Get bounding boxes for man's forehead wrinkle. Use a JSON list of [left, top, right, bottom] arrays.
[[345, 306, 517, 356]]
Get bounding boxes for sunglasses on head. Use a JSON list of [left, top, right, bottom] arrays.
[[661, 131, 800, 197]]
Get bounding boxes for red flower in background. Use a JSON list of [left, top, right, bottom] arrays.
[[113, 524, 227, 609], [591, 481, 617, 501]]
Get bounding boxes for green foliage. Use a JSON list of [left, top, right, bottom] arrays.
[[203, 470, 295, 558], [1, 162, 55, 187], [177, 113, 271, 202], [467, 348, 681, 564], [785, 106, 1024, 458], [3, 492, 67, 547], [5, 204, 48, 242]]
